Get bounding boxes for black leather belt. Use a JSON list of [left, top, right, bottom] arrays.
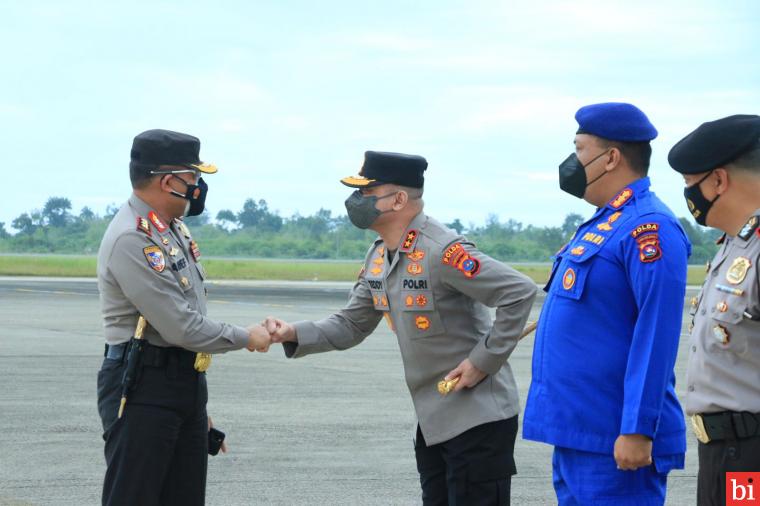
[[104, 342, 198, 369], [691, 411, 760, 443]]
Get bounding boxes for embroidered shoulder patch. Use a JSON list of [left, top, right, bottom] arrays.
[[143, 245, 165, 272], [442, 243, 466, 266], [638, 240, 662, 263], [136, 217, 152, 236], [631, 223, 660, 239], [633, 225, 662, 263], [442, 242, 481, 278]]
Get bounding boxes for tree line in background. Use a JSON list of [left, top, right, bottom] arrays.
[[0, 196, 721, 263]]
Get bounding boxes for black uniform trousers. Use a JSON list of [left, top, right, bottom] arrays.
[[698, 436, 760, 506], [415, 416, 518, 506], [97, 348, 209, 506]]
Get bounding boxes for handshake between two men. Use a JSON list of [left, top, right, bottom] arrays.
[[244, 317, 295, 353], [243, 317, 489, 393]]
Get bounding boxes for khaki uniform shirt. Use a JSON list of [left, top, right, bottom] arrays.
[[685, 211, 760, 414], [283, 213, 537, 445], [97, 194, 248, 353]]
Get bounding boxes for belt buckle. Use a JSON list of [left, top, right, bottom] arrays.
[[691, 414, 711, 444], [194, 352, 212, 372]]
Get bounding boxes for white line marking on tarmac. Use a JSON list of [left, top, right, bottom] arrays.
[[14, 288, 91, 297]]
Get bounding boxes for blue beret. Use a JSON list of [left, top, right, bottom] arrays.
[[668, 114, 760, 174], [341, 151, 427, 189], [575, 102, 658, 142]]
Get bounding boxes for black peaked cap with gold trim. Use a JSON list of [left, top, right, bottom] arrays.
[[341, 151, 427, 189]]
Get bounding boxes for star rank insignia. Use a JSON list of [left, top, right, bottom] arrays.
[[399, 230, 419, 253]]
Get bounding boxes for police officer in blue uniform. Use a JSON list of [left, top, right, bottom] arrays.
[[523, 103, 691, 505]]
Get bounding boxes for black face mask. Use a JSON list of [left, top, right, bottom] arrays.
[[170, 176, 208, 217], [558, 150, 610, 199], [344, 190, 397, 229], [684, 171, 719, 226]]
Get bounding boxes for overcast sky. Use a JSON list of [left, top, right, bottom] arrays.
[[3, 0, 759, 231]]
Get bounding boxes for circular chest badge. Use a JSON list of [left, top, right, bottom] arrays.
[[562, 267, 576, 290]]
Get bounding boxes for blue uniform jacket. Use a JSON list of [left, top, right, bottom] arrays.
[[523, 177, 689, 469]]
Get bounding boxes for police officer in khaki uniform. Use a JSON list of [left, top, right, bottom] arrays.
[[265, 151, 537, 505], [96, 129, 271, 506], [668, 115, 760, 506]]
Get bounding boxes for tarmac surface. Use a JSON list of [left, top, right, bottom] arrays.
[[0, 277, 700, 505]]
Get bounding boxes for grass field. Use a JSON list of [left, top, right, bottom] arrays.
[[0, 254, 708, 285]]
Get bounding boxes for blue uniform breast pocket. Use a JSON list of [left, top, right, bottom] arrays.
[[551, 246, 600, 301]]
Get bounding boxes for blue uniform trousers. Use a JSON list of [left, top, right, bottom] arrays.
[[552, 446, 667, 506]]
